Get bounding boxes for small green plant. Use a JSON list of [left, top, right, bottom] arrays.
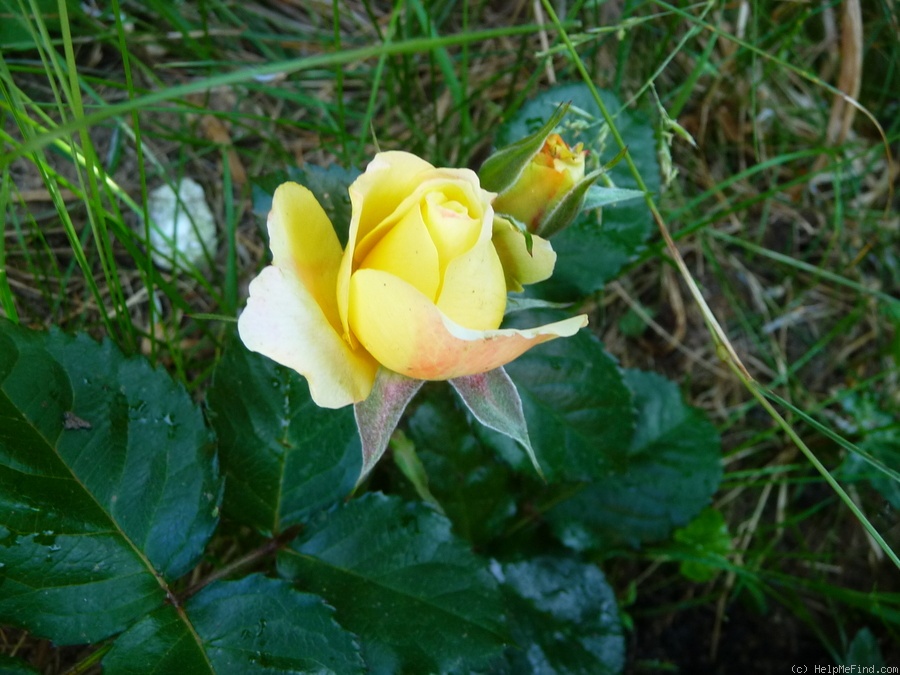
[[0, 88, 724, 671]]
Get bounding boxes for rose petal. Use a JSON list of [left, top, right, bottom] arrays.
[[268, 182, 345, 332], [491, 217, 557, 292], [421, 178, 486, 264], [348, 268, 588, 380], [239, 266, 378, 408], [358, 199, 441, 301], [349, 151, 435, 243], [338, 152, 435, 341], [354, 174, 490, 270], [436, 237, 506, 330], [492, 162, 565, 228]]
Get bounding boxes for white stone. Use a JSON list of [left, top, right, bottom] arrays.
[[146, 178, 217, 271]]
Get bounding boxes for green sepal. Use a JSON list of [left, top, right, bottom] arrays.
[[504, 295, 572, 315], [449, 367, 544, 480], [479, 103, 569, 194], [534, 168, 603, 238], [503, 214, 535, 256], [533, 146, 644, 238], [353, 368, 424, 484]]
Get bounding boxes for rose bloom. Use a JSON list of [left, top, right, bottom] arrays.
[[239, 151, 587, 408], [492, 133, 585, 232]]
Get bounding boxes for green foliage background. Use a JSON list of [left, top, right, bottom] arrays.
[[1, 0, 898, 672]]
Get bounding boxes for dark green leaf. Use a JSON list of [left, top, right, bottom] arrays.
[[617, 304, 652, 337], [836, 391, 900, 510], [486, 312, 634, 482], [252, 165, 360, 247], [207, 337, 361, 535], [548, 369, 722, 550], [103, 575, 364, 674], [542, 201, 651, 298], [498, 84, 659, 296], [844, 627, 884, 668], [101, 604, 210, 674], [406, 394, 517, 546], [0, 654, 40, 674], [278, 493, 507, 673], [494, 556, 624, 675], [0, 0, 76, 49], [0, 320, 221, 644], [672, 507, 732, 582]]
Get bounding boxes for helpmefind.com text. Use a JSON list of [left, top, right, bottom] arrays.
[[791, 666, 898, 674]]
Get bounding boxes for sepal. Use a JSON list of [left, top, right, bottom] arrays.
[[353, 368, 424, 484], [450, 367, 544, 479], [533, 167, 601, 238], [479, 104, 569, 194]]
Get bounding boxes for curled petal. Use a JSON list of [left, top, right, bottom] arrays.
[[268, 182, 345, 332], [358, 199, 441, 301], [239, 267, 378, 409], [492, 162, 563, 229], [421, 175, 491, 264], [355, 170, 491, 269], [338, 152, 434, 339], [240, 181, 377, 407], [348, 269, 588, 381], [436, 237, 506, 330], [491, 217, 556, 292], [349, 151, 436, 245]]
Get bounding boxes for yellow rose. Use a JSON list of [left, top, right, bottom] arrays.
[[492, 133, 585, 232], [238, 151, 587, 409]]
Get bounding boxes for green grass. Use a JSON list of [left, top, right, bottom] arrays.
[[2, 0, 899, 670]]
